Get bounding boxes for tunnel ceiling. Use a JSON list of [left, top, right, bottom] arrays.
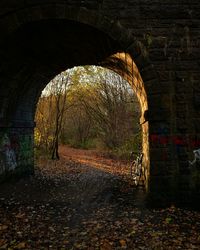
[[1, 19, 122, 79], [0, 19, 123, 123]]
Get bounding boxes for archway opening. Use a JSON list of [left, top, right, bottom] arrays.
[[0, 18, 149, 190], [34, 66, 143, 183]]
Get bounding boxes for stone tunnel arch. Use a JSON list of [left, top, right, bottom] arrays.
[[0, 4, 165, 202]]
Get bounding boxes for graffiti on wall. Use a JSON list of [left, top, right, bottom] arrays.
[[0, 130, 33, 174], [19, 134, 33, 166], [0, 133, 17, 171], [0, 152, 6, 174], [150, 132, 200, 162], [150, 134, 200, 148]]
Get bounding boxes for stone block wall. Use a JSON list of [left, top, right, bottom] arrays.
[[0, 0, 199, 206]]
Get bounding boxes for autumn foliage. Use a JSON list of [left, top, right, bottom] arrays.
[[35, 66, 141, 159]]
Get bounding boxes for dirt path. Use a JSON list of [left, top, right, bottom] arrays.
[[59, 145, 129, 176], [0, 146, 200, 249]]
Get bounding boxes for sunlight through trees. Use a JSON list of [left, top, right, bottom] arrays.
[[35, 66, 141, 159]]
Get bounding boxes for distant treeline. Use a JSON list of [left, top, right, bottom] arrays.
[[35, 66, 141, 160]]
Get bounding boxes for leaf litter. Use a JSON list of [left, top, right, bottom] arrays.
[[0, 146, 200, 249]]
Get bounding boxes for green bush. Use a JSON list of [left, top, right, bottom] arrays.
[[104, 133, 142, 160]]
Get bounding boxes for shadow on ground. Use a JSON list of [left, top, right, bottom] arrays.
[[0, 157, 200, 249]]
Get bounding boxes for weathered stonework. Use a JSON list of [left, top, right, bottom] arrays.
[[0, 0, 200, 207]]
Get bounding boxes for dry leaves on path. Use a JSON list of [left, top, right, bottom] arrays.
[[0, 147, 200, 249]]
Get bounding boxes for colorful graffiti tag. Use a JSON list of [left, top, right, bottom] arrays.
[[0, 129, 34, 176], [19, 134, 33, 165], [0, 133, 17, 171], [150, 134, 200, 147], [150, 133, 200, 162]]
